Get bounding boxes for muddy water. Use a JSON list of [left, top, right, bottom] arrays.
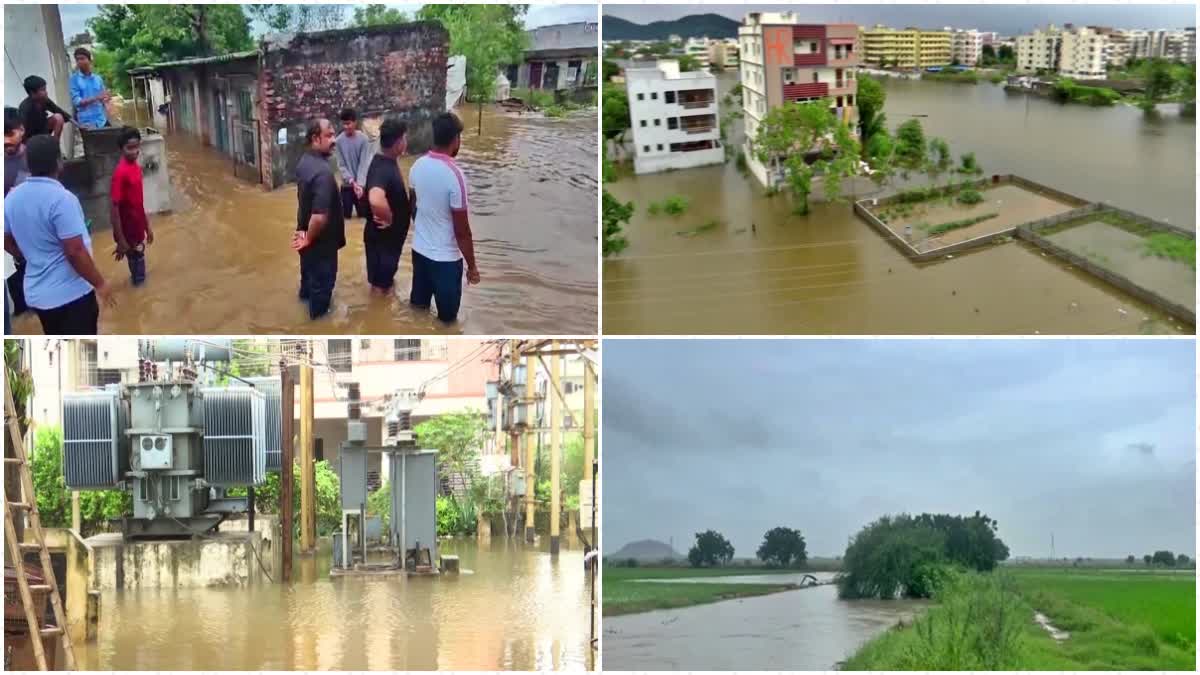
[[75, 539, 594, 670], [13, 106, 596, 335], [603, 572, 926, 670], [603, 73, 1194, 335]]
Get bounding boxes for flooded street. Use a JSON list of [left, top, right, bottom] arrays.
[[603, 572, 926, 670], [75, 539, 594, 670], [603, 74, 1194, 335], [13, 106, 597, 335]]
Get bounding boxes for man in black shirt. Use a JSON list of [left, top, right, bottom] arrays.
[[291, 117, 346, 319], [18, 76, 71, 140], [363, 118, 411, 294]]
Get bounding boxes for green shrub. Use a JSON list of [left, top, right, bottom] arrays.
[[957, 188, 984, 205], [436, 494, 477, 536], [925, 212, 1000, 236], [662, 195, 689, 215]]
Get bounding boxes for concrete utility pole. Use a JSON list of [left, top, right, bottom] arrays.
[[509, 340, 522, 537], [583, 358, 595, 538], [299, 363, 315, 553], [524, 349, 537, 544], [549, 342, 562, 556], [280, 362, 294, 582]]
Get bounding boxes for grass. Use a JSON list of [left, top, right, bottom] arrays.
[[922, 212, 1000, 236], [1143, 233, 1196, 268], [844, 567, 1196, 670], [924, 69, 980, 84], [1037, 209, 1196, 270], [603, 565, 803, 616]]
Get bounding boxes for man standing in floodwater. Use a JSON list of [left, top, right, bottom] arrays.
[[110, 127, 153, 285], [18, 76, 71, 140], [408, 112, 479, 323], [4, 135, 115, 334], [292, 118, 346, 319], [334, 108, 370, 220], [69, 48, 110, 130], [363, 118, 411, 294]]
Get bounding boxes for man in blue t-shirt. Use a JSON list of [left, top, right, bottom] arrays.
[[69, 47, 110, 129], [3, 135, 115, 334]]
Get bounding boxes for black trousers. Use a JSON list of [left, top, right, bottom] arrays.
[[341, 186, 367, 219], [35, 291, 99, 335], [299, 249, 338, 320]]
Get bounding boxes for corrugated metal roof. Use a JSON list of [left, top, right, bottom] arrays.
[[145, 49, 260, 71]]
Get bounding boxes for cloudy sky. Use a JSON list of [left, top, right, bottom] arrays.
[[604, 3, 1195, 35], [603, 339, 1195, 560], [58, 3, 597, 42]]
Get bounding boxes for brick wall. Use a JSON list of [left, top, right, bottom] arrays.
[[258, 22, 450, 189]]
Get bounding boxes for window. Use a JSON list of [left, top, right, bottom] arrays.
[[665, 91, 676, 103], [360, 339, 371, 349], [847, 95, 855, 106], [327, 339, 352, 373], [668, 117, 678, 129], [812, 72, 819, 83], [394, 339, 421, 361], [651, 92, 658, 100], [643, 145, 650, 152], [654, 118, 661, 126], [783, 68, 794, 84], [315, 438, 324, 462], [811, 42, 818, 52], [170, 477, 180, 501], [657, 144, 663, 151], [836, 96, 844, 107], [640, 119, 647, 127]]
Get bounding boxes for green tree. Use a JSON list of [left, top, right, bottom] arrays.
[[1143, 59, 1177, 106], [751, 100, 861, 215], [602, 60, 619, 82], [418, 4, 530, 134], [89, 4, 254, 97], [856, 76, 887, 157], [247, 459, 341, 535], [687, 529, 735, 567], [28, 426, 132, 535], [926, 137, 952, 185], [1144, 553, 1153, 566], [838, 514, 947, 599], [414, 409, 487, 492], [602, 189, 632, 256], [756, 526, 808, 568], [1178, 553, 1192, 568], [894, 118, 927, 171], [602, 84, 630, 140], [998, 45, 1015, 62], [351, 4, 409, 28], [1151, 549, 1177, 567], [959, 151, 981, 174], [245, 4, 346, 33], [1126, 554, 1136, 566], [678, 54, 701, 72]]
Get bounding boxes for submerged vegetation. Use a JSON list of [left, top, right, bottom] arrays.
[[923, 212, 1000, 236]]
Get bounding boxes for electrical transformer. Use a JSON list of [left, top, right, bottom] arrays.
[[61, 347, 275, 538]]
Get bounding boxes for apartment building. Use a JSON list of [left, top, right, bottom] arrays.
[[709, 38, 740, 69], [949, 28, 984, 66], [24, 338, 141, 431], [860, 25, 951, 69], [1106, 29, 1133, 68], [626, 60, 723, 174], [684, 37, 713, 69], [1059, 26, 1108, 79], [1165, 27, 1196, 63], [739, 11, 860, 188], [1016, 25, 1062, 72]]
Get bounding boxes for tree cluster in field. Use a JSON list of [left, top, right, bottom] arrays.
[[837, 511, 1010, 600], [1127, 551, 1193, 568], [683, 526, 810, 568]]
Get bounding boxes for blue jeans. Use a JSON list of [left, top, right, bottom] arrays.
[[365, 244, 401, 290], [299, 250, 338, 319], [127, 248, 146, 286], [409, 250, 463, 324]]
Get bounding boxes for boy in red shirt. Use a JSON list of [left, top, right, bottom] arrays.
[[110, 126, 153, 284]]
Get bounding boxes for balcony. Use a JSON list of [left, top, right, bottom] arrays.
[[678, 90, 715, 108], [782, 82, 829, 101], [680, 113, 717, 134], [794, 51, 826, 67]]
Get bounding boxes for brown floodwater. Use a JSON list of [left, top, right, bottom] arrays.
[[602, 572, 926, 670], [603, 73, 1195, 335], [74, 539, 595, 670], [13, 106, 597, 335]]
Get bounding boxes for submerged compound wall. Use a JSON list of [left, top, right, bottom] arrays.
[[258, 22, 449, 189], [87, 532, 268, 590]]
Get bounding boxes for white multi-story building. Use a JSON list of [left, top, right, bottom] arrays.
[[949, 28, 984, 65], [684, 37, 712, 69], [1059, 26, 1108, 79], [1016, 24, 1062, 73], [625, 60, 722, 174], [1164, 27, 1195, 63], [708, 38, 740, 69], [1106, 30, 1133, 68]]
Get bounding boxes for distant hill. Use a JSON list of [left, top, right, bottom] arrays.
[[608, 539, 683, 561], [603, 13, 740, 41]]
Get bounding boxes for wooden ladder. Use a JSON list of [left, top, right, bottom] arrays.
[[4, 380, 77, 671]]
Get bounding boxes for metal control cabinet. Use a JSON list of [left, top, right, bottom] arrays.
[[339, 445, 369, 510], [390, 449, 438, 563]]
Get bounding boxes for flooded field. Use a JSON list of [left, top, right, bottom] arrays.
[[75, 539, 594, 670], [873, 183, 1080, 251], [603, 572, 926, 670], [1047, 221, 1196, 312], [13, 106, 597, 335], [603, 74, 1195, 335]]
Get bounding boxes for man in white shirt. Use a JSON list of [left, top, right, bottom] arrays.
[[407, 112, 479, 324]]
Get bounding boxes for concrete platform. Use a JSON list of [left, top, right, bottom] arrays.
[[86, 531, 269, 590]]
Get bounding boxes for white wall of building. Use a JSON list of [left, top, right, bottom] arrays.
[[626, 61, 723, 175], [1017, 26, 1061, 72], [4, 4, 77, 156], [951, 29, 984, 65], [1059, 27, 1108, 80]]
